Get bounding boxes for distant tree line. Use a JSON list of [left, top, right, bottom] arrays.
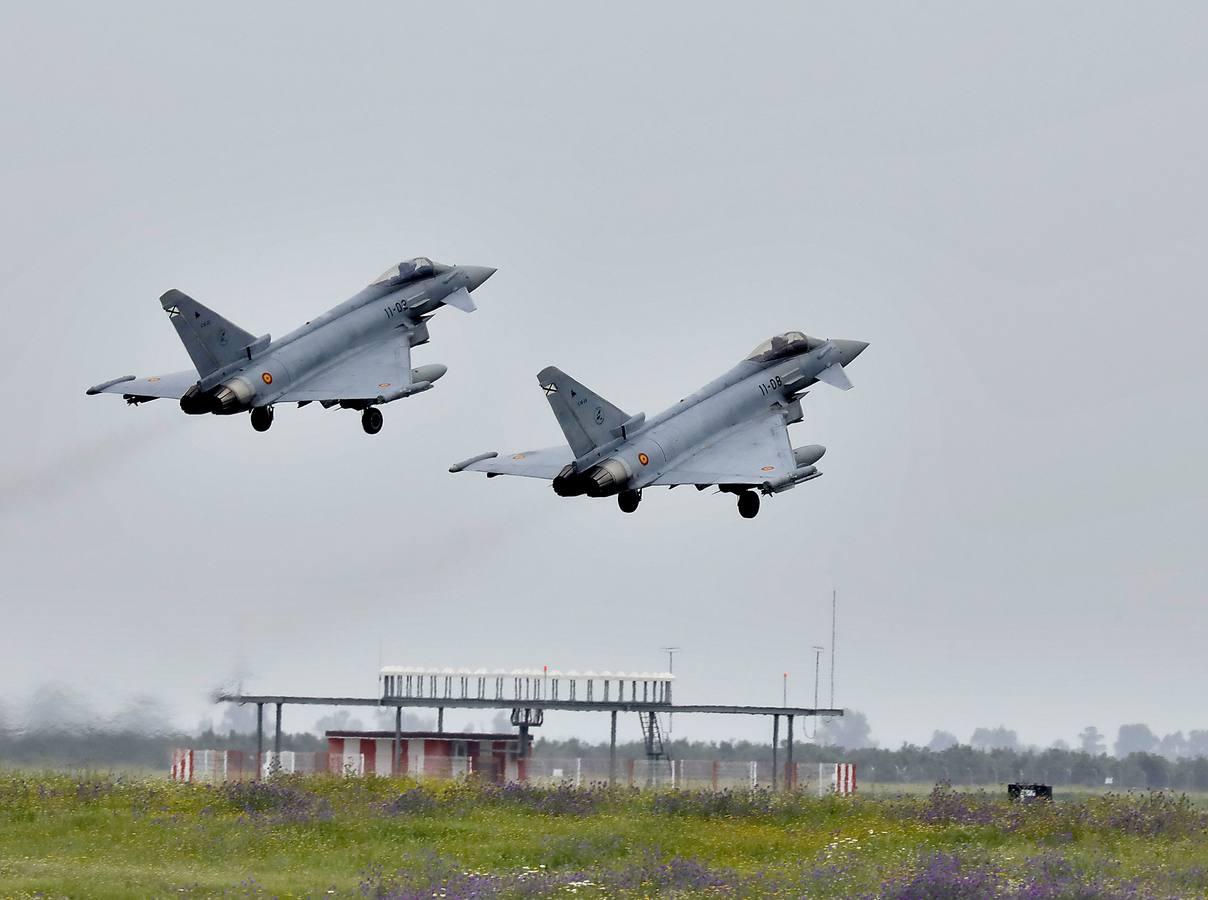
[[4, 687, 1208, 790], [0, 727, 325, 770], [5, 724, 1207, 790], [531, 713, 1208, 790], [528, 737, 1208, 790], [920, 723, 1208, 760]]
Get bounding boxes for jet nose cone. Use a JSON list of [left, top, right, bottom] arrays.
[[833, 339, 869, 365], [463, 265, 497, 292]]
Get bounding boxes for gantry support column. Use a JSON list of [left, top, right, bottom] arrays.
[[609, 710, 618, 786], [273, 703, 282, 756], [786, 715, 794, 791], [393, 706, 402, 777], [772, 714, 779, 792], [437, 708, 444, 733], [255, 703, 264, 781]]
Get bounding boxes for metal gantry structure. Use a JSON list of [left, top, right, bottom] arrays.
[[215, 682, 843, 790], [380, 666, 676, 705]]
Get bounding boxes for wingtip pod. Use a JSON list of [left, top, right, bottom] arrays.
[[86, 375, 136, 396], [449, 451, 498, 473]]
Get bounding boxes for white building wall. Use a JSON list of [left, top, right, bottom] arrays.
[[375, 739, 395, 775], [408, 738, 425, 775]]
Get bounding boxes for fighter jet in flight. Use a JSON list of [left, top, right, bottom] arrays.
[[87, 258, 495, 434], [450, 332, 868, 518]]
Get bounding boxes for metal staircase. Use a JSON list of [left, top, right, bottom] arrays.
[[638, 711, 669, 760]]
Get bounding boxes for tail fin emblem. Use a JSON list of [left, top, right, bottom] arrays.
[[541, 382, 558, 395]]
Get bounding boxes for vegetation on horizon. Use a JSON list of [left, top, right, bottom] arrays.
[[3, 727, 1207, 791], [1, 771, 1207, 897]]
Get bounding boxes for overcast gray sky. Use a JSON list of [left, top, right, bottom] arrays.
[[1, 2, 1205, 749]]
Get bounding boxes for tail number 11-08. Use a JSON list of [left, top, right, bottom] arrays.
[[758, 375, 783, 396]]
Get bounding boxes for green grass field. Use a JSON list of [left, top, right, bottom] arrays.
[[2, 772, 1206, 897]]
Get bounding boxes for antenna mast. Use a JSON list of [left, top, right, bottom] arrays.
[[829, 589, 836, 708]]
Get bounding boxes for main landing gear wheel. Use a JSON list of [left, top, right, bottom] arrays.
[[250, 406, 274, 432], [618, 489, 642, 514], [361, 407, 383, 435], [737, 490, 760, 519]]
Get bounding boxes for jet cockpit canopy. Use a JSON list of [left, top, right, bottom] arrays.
[[745, 331, 825, 362], [371, 257, 441, 287]]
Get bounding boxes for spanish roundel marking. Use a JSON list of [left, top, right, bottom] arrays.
[[761, 465, 775, 472], [147, 376, 161, 383], [261, 372, 273, 385], [638, 452, 650, 466], [379, 383, 391, 389], [512, 453, 526, 460]]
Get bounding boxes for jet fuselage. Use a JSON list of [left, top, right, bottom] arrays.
[[555, 338, 868, 497], [181, 264, 493, 415]]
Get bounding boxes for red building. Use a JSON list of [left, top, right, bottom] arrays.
[[326, 730, 531, 781]]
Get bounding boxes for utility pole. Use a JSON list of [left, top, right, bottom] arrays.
[[812, 645, 824, 739], [660, 647, 680, 737]]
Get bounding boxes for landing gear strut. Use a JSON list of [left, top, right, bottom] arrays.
[[361, 407, 383, 435], [618, 489, 642, 513], [737, 490, 760, 519], [250, 406, 274, 432]]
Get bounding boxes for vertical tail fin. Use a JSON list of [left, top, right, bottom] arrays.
[[536, 366, 629, 458], [160, 289, 257, 377]]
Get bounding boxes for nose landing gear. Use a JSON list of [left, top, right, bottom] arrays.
[[618, 489, 642, 513], [250, 406, 274, 432], [737, 490, 760, 519], [361, 407, 384, 435]]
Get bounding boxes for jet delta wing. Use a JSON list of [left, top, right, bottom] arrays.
[[274, 334, 418, 402], [648, 410, 798, 486], [88, 257, 495, 435], [449, 446, 573, 480], [451, 331, 868, 519]]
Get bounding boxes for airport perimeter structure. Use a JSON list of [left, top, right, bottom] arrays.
[[216, 665, 844, 790]]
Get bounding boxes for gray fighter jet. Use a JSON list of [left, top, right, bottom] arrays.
[[87, 257, 495, 434], [450, 332, 868, 518]]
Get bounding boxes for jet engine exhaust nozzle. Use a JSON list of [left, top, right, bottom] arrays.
[[552, 464, 587, 497], [179, 377, 255, 415], [584, 458, 630, 498], [209, 377, 256, 414]]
